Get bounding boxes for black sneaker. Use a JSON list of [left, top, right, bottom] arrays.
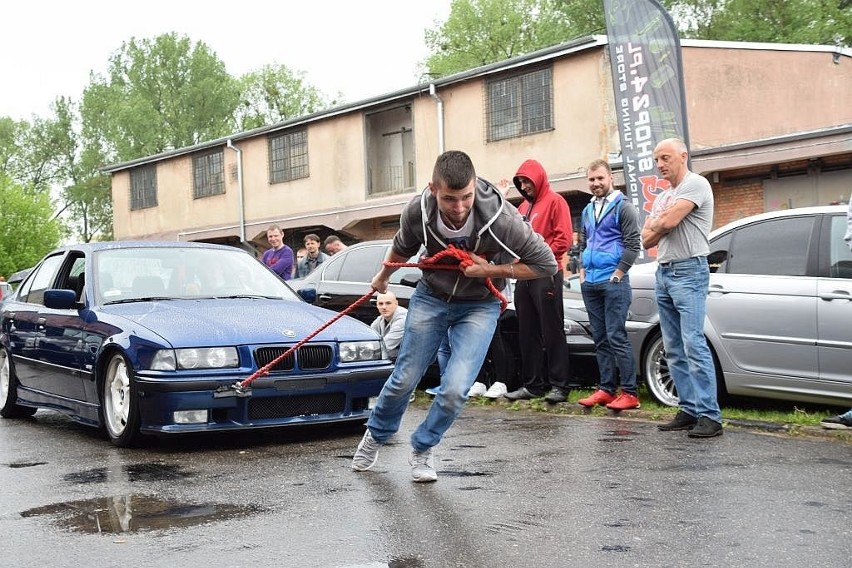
[[820, 413, 852, 430], [687, 416, 724, 438], [544, 387, 568, 404], [503, 387, 541, 401], [657, 410, 698, 431]]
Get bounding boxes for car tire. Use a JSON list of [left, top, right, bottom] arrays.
[[101, 352, 141, 447], [642, 330, 679, 407], [0, 348, 37, 418]]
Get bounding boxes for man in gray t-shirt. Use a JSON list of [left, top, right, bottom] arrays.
[[641, 137, 722, 438]]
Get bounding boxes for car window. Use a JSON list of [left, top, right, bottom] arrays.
[[335, 246, 384, 283], [727, 216, 814, 276], [18, 254, 65, 305], [828, 214, 852, 279], [707, 232, 732, 273]]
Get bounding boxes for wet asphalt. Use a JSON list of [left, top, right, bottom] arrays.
[[2, 402, 850, 567]]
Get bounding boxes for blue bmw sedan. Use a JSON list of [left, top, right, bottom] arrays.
[[0, 242, 391, 447]]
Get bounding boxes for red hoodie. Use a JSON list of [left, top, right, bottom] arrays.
[[513, 159, 572, 270]]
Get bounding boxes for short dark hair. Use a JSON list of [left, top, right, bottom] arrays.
[[432, 150, 476, 190], [304, 233, 321, 244], [586, 159, 611, 174], [324, 235, 342, 245]]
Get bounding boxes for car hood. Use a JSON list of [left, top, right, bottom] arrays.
[[98, 297, 376, 348]]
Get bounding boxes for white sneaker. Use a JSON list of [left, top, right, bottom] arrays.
[[351, 430, 381, 471], [483, 381, 508, 399], [409, 447, 437, 482], [467, 382, 487, 397]]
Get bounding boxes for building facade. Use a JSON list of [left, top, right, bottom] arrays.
[[104, 36, 852, 255]]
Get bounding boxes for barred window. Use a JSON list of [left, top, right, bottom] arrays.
[[129, 165, 157, 210], [192, 150, 225, 198], [269, 129, 309, 184], [486, 67, 553, 142]]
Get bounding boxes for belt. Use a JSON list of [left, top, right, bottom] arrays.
[[659, 256, 704, 267]]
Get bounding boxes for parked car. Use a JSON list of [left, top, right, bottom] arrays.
[[289, 240, 599, 387], [0, 242, 392, 447], [564, 205, 852, 408]]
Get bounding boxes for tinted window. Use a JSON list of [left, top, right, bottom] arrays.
[[19, 254, 65, 305], [828, 214, 852, 279], [707, 231, 732, 273], [336, 247, 384, 283], [727, 216, 814, 276]]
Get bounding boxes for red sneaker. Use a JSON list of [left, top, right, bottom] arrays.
[[606, 392, 641, 410], [578, 389, 616, 407]]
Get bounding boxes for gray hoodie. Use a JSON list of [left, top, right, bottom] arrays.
[[393, 177, 557, 302]]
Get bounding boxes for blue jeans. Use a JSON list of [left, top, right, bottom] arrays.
[[655, 256, 721, 422], [367, 281, 500, 452], [581, 275, 636, 394]]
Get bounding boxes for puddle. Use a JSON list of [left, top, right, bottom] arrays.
[[63, 463, 192, 484], [8, 461, 47, 468], [20, 494, 261, 534]]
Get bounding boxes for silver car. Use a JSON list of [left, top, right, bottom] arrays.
[[619, 204, 852, 408]]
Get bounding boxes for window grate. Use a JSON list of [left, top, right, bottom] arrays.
[[192, 150, 225, 198], [269, 129, 309, 184], [130, 165, 158, 210], [485, 67, 553, 142]]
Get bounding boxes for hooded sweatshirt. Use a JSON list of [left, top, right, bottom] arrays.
[[393, 176, 557, 302], [513, 159, 573, 271]]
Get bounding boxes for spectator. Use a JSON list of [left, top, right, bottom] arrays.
[[324, 235, 348, 255], [261, 225, 295, 281], [351, 150, 556, 482], [576, 159, 642, 411], [294, 248, 307, 278], [504, 159, 574, 404], [567, 232, 581, 274], [370, 291, 408, 361], [641, 138, 722, 438], [820, 201, 852, 431], [296, 234, 329, 277]]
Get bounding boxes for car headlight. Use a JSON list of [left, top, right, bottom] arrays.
[[151, 347, 239, 370], [339, 341, 382, 363]]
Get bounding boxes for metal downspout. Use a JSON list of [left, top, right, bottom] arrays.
[[226, 139, 246, 245], [429, 83, 445, 154]]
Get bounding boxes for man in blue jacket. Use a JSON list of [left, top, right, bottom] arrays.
[[577, 159, 641, 410]]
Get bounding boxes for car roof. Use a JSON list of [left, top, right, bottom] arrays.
[[46, 240, 244, 254], [709, 205, 847, 239]]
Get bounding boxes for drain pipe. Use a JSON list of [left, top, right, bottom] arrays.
[[429, 83, 445, 154], [226, 139, 246, 245]]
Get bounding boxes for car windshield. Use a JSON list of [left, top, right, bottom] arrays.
[[93, 246, 300, 304]]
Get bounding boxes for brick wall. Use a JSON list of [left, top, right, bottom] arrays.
[[713, 180, 764, 229]]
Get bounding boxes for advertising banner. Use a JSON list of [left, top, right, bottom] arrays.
[[603, 0, 690, 260]]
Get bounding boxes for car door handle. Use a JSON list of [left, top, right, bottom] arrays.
[[318, 294, 333, 301], [708, 284, 728, 294], [820, 290, 851, 301]]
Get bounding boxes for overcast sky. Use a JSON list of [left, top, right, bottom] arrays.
[[1, 0, 452, 121]]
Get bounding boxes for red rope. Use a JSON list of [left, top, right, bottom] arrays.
[[237, 246, 506, 390], [239, 290, 375, 388]]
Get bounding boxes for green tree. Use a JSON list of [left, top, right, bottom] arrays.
[[236, 64, 333, 131], [674, 0, 851, 45], [424, 0, 850, 77], [80, 33, 242, 163], [0, 173, 63, 276]]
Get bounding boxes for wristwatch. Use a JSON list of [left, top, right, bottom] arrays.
[[610, 275, 621, 283]]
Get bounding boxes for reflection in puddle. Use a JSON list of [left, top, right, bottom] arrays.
[[63, 463, 192, 484], [21, 494, 262, 534]]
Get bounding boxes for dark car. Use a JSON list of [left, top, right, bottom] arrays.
[[289, 240, 598, 387], [0, 242, 392, 447]]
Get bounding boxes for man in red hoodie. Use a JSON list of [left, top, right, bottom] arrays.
[[504, 159, 574, 403]]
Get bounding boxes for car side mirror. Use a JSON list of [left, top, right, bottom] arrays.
[[44, 289, 79, 310], [297, 288, 317, 303]]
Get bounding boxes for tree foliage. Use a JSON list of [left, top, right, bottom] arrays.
[[423, 0, 851, 77], [0, 173, 63, 276], [80, 33, 242, 163], [236, 64, 332, 131]]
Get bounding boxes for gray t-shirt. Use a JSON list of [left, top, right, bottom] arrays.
[[654, 171, 714, 263]]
